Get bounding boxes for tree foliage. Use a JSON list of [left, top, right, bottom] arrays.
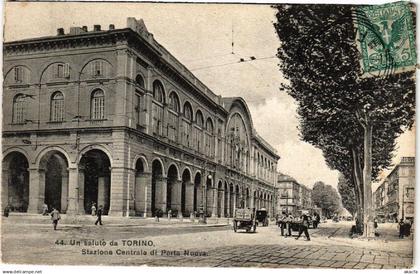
[[273, 4, 415, 219], [312, 181, 341, 217], [337, 174, 357, 216]]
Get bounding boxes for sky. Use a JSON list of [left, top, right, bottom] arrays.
[[4, 2, 415, 190]]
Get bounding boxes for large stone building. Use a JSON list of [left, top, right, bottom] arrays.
[[374, 157, 415, 222], [2, 18, 280, 218], [276, 173, 312, 215]]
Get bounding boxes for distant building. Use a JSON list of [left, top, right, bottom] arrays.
[[374, 157, 415, 222], [277, 173, 312, 215]]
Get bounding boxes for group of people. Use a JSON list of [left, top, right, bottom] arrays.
[[277, 212, 319, 241], [40, 202, 104, 230]]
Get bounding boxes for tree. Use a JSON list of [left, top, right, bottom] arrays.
[[337, 174, 357, 217], [273, 4, 415, 237], [312, 181, 341, 218]]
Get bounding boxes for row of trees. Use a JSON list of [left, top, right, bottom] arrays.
[[274, 5, 415, 236], [312, 181, 341, 218]]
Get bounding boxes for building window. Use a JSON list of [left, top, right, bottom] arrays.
[[136, 74, 145, 88], [135, 91, 142, 126], [152, 80, 164, 103], [50, 91, 64, 122], [14, 67, 24, 83], [169, 92, 180, 112], [91, 89, 105, 120], [13, 94, 26, 123], [183, 102, 193, 121], [54, 63, 70, 79], [91, 60, 104, 77]]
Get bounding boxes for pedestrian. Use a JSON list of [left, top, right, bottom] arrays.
[[91, 203, 96, 216], [398, 218, 405, 238], [285, 214, 293, 237], [51, 207, 61, 230], [3, 204, 10, 217], [295, 214, 310, 241], [95, 205, 103, 225], [315, 213, 320, 228], [280, 212, 287, 236], [42, 203, 49, 216]]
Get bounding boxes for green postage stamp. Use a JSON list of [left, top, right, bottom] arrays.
[[356, 1, 416, 75]]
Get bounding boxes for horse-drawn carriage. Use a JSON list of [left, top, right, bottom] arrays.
[[233, 208, 257, 233], [256, 208, 269, 226]]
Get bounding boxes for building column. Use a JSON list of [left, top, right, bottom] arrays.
[[66, 166, 79, 215], [77, 167, 85, 214], [109, 166, 128, 216], [61, 170, 69, 213], [226, 189, 231, 217], [233, 191, 237, 214], [155, 176, 167, 213], [219, 188, 225, 218], [171, 179, 182, 217], [28, 168, 45, 214], [127, 168, 136, 216], [185, 181, 194, 215], [2, 168, 10, 210]]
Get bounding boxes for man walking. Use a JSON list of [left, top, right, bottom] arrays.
[[95, 205, 103, 225], [51, 207, 61, 230], [280, 212, 287, 236], [295, 214, 310, 241]]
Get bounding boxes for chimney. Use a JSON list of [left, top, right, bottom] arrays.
[[93, 25, 101, 31], [57, 28, 65, 36], [82, 26, 88, 32], [109, 24, 115, 30]]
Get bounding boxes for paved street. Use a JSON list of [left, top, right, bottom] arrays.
[[1, 215, 413, 269]]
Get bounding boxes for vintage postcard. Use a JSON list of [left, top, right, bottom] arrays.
[[1, 1, 416, 271]]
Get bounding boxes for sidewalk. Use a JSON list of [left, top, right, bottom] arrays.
[[4, 212, 230, 228]]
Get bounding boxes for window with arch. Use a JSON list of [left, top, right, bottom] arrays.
[[195, 110, 204, 152], [134, 90, 143, 127], [91, 89, 105, 120], [205, 118, 214, 157], [136, 74, 145, 88], [182, 102, 193, 147], [169, 92, 180, 112], [91, 60, 105, 77], [152, 80, 164, 103], [13, 94, 26, 123], [50, 91, 64, 122]]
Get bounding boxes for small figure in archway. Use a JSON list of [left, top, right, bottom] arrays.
[[4, 204, 11, 217], [91, 203, 97, 216], [42, 203, 49, 216], [51, 207, 61, 230], [95, 205, 103, 226]]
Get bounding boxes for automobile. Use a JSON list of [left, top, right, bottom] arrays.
[[256, 209, 269, 226]]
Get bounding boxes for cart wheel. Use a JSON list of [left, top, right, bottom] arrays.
[[233, 221, 237, 232]]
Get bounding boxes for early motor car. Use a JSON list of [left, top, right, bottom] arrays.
[[233, 208, 257, 233]]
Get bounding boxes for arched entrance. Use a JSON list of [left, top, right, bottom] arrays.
[[224, 182, 229, 217], [80, 149, 111, 215], [193, 172, 201, 213], [229, 183, 234, 217], [151, 159, 164, 215], [39, 151, 69, 212], [134, 158, 146, 216], [2, 152, 29, 212]]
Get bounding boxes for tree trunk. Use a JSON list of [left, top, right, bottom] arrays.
[[351, 147, 364, 232], [362, 122, 375, 238]]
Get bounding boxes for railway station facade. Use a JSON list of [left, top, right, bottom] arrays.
[[2, 18, 280, 217]]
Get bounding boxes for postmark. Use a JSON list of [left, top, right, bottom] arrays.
[[356, 1, 416, 75]]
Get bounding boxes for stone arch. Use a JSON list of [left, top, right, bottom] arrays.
[[205, 174, 213, 217], [77, 144, 113, 166], [167, 164, 179, 214], [193, 171, 202, 213], [35, 146, 71, 168], [181, 168, 192, 216], [2, 151, 30, 212], [151, 158, 165, 215], [79, 57, 113, 80], [132, 154, 149, 173]]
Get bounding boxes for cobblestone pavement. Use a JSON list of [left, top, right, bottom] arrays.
[[1, 216, 413, 269]]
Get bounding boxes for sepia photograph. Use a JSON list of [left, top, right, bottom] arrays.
[[1, 1, 417, 272]]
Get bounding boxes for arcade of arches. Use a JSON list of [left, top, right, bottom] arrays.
[[2, 149, 275, 217]]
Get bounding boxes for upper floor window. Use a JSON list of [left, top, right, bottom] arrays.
[[91, 89, 105, 120], [152, 80, 164, 103], [136, 74, 145, 88], [135, 90, 142, 126], [183, 102, 193, 121], [13, 94, 26, 123], [91, 60, 104, 77], [55, 63, 70, 79], [50, 91, 64, 122], [206, 118, 214, 133], [169, 92, 180, 112], [196, 110, 204, 128], [14, 67, 24, 83]]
